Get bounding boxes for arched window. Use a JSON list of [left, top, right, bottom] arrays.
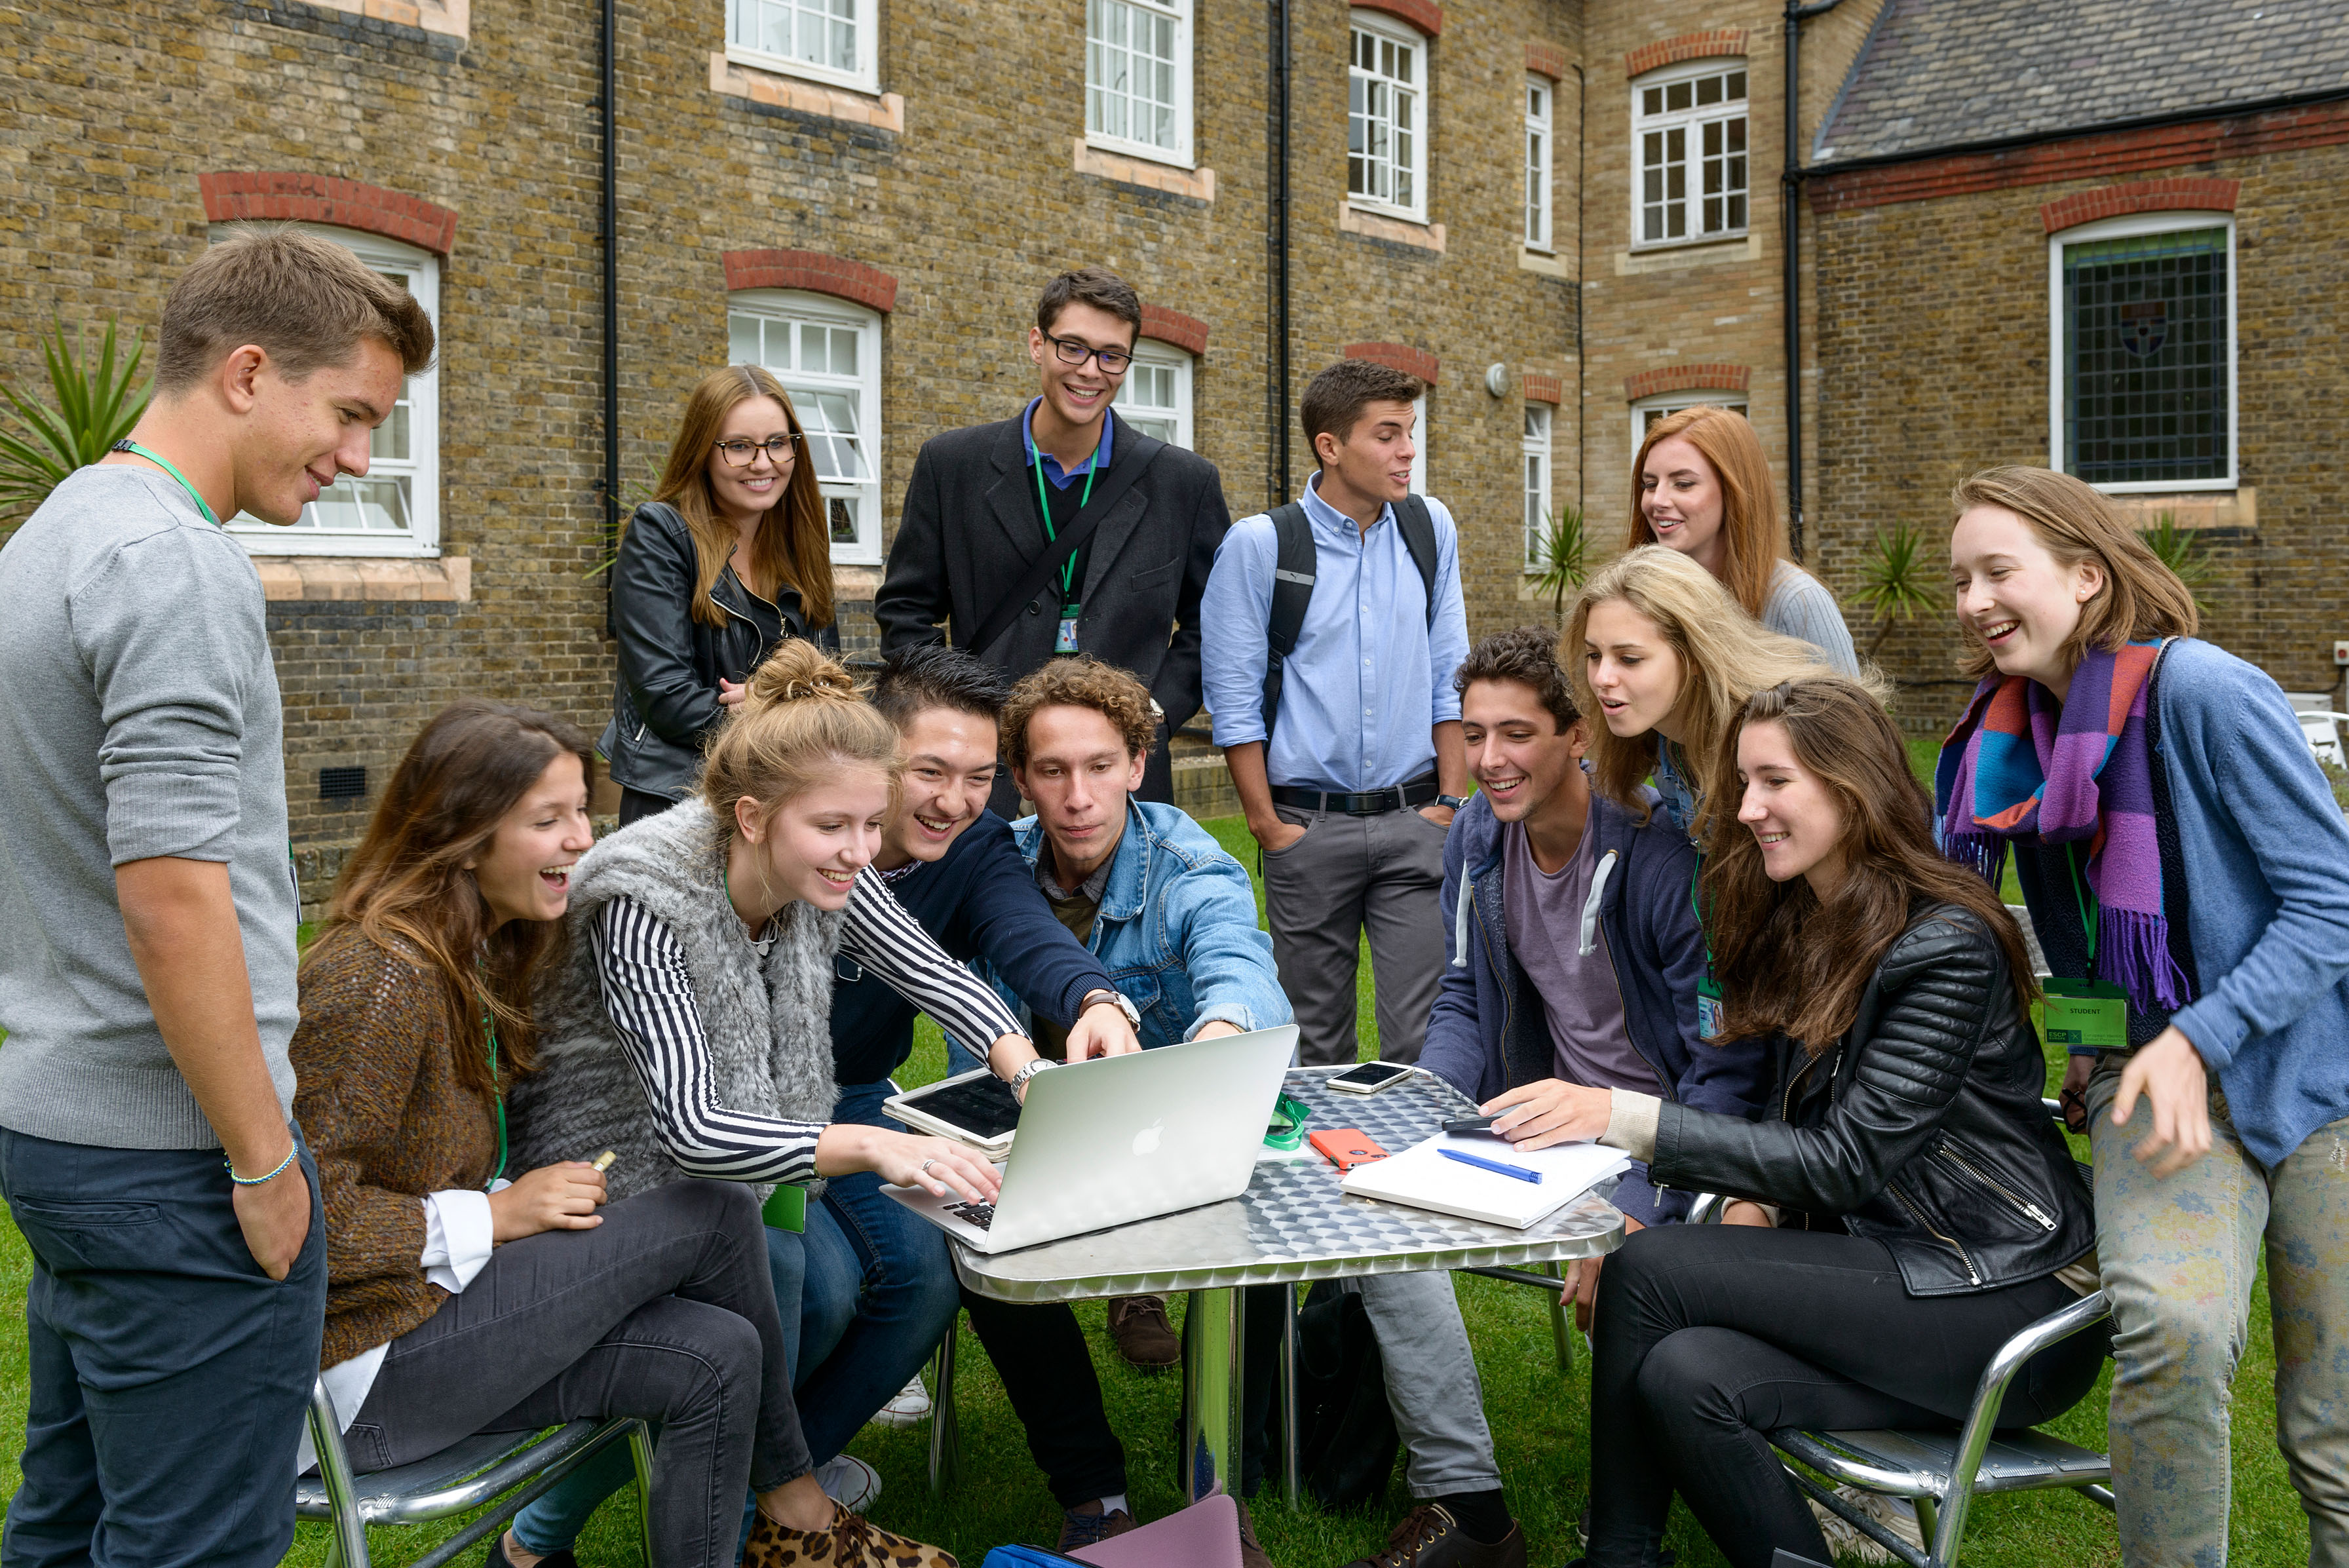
[[727, 290, 885, 564], [1631, 391, 1748, 460], [1630, 58, 1747, 247]]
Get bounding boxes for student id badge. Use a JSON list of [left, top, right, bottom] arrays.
[[1696, 976, 1724, 1041], [761, 1182, 807, 1234], [2041, 978, 2128, 1055], [1055, 607, 1081, 653]]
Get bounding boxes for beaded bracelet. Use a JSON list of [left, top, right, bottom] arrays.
[[225, 1144, 298, 1186]]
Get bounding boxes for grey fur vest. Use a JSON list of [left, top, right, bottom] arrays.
[[509, 797, 842, 1204]]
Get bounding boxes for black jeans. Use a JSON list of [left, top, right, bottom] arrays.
[[1586, 1224, 2106, 1568], [349, 1179, 810, 1568], [619, 786, 678, 826], [960, 1289, 1129, 1508]]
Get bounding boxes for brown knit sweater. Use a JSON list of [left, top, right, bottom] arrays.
[[291, 931, 503, 1371]]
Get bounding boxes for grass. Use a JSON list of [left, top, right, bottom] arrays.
[[0, 814, 2310, 1564]]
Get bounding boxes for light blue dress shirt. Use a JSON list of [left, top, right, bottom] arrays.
[[1200, 472, 1470, 793]]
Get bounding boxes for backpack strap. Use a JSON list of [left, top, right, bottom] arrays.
[[1259, 501, 1316, 739], [1396, 494, 1440, 628]]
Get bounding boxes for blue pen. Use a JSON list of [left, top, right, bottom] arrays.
[[1440, 1147, 1543, 1184]]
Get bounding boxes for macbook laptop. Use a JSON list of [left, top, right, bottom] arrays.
[[883, 1023, 1299, 1253]]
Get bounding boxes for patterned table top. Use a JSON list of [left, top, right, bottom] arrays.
[[953, 1065, 1626, 1303]]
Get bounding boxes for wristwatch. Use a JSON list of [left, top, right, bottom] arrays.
[[1009, 1058, 1059, 1093], [1434, 794, 1468, 811], [1080, 988, 1143, 1031]]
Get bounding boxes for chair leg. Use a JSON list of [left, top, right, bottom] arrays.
[[1546, 1261, 1575, 1375], [1278, 1284, 1302, 1510], [1913, 1495, 1941, 1565], [629, 1419, 657, 1568], [309, 1383, 373, 1568], [927, 1313, 961, 1497]]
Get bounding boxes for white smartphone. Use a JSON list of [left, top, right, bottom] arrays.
[[1327, 1060, 1414, 1096]]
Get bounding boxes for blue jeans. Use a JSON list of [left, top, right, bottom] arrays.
[[511, 1080, 960, 1552], [1, 1126, 329, 1568]]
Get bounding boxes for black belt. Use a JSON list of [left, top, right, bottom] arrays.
[[1270, 776, 1440, 816]]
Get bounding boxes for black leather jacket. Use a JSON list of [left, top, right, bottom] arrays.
[[600, 502, 838, 801], [1650, 904, 2094, 1297]]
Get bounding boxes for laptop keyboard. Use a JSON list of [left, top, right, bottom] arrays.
[[944, 1201, 996, 1231]]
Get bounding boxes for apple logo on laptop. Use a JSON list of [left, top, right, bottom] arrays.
[[1132, 1120, 1166, 1157]]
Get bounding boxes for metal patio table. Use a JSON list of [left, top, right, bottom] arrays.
[[936, 1064, 1626, 1505]]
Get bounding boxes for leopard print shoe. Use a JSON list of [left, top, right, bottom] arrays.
[[741, 1506, 957, 1568]]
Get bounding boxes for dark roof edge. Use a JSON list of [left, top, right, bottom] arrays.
[[1799, 82, 2349, 181], [1809, 0, 1900, 165]]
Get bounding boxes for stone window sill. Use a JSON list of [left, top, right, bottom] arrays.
[[1341, 203, 1445, 252], [833, 565, 882, 600], [710, 54, 904, 133], [1073, 141, 1215, 202], [252, 556, 471, 602], [1614, 232, 1760, 275], [1519, 248, 1571, 278], [2098, 488, 2255, 529], [309, 0, 467, 39]]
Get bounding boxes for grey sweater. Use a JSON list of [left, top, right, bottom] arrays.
[[1763, 560, 1862, 678], [0, 465, 299, 1149]]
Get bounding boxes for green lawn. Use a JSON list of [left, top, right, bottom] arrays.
[[0, 813, 2310, 1564]]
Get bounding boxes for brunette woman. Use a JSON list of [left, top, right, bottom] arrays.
[[290, 701, 919, 1568], [604, 364, 840, 825], [1939, 466, 2349, 1562], [1487, 677, 2103, 1568], [1567, 544, 1835, 839], [1629, 404, 1858, 674]]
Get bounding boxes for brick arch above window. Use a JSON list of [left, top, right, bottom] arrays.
[[1139, 305, 1208, 356], [1354, 0, 1441, 38], [721, 250, 897, 314], [1343, 341, 1440, 385], [1624, 29, 1747, 79], [2040, 178, 2241, 234], [1624, 363, 1749, 402], [198, 172, 457, 254]]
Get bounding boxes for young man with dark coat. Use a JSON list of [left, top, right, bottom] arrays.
[[873, 267, 1231, 814]]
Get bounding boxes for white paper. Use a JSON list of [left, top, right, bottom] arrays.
[[1339, 1131, 1630, 1228]]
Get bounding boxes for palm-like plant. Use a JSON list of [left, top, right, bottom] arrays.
[[0, 320, 151, 524], [1853, 522, 1942, 660], [1528, 505, 1588, 623], [2137, 510, 2215, 619]]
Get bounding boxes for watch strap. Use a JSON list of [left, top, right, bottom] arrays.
[[1435, 794, 1468, 810]]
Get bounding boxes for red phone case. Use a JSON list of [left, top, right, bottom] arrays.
[[1308, 1128, 1390, 1172]]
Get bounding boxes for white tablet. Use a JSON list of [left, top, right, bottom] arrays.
[[882, 1067, 1023, 1158]]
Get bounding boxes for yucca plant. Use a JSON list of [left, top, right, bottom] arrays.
[[2137, 510, 2215, 619], [1528, 505, 1588, 623], [0, 319, 151, 524], [1853, 522, 1942, 660]]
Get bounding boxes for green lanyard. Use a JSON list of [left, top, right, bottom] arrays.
[[2064, 844, 2099, 964], [111, 440, 220, 527], [479, 999, 509, 1189], [1030, 440, 1101, 611]]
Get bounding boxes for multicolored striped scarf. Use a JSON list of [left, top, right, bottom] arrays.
[[1934, 640, 2192, 1012]]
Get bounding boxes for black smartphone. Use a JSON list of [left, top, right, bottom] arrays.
[[1329, 1060, 1413, 1096], [1441, 1115, 1500, 1135]]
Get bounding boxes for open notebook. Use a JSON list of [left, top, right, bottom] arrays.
[[1339, 1131, 1631, 1228]]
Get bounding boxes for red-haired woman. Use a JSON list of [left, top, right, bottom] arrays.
[[604, 364, 840, 825]]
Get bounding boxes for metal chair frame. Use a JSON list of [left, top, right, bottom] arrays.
[[297, 1379, 656, 1568]]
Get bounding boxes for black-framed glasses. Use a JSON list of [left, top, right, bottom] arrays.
[[1046, 334, 1134, 374], [714, 434, 803, 467]]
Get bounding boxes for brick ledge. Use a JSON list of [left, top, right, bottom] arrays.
[[710, 54, 904, 134], [1073, 140, 1216, 202], [301, 0, 466, 39], [1340, 202, 1446, 252], [253, 556, 470, 602]]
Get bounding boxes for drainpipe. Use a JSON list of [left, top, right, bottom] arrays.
[[1267, 0, 1293, 507], [1781, 0, 1842, 564], [601, 0, 621, 634], [1573, 60, 1586, 527]]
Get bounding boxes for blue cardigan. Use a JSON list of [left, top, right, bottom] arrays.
[[828, 812, 1115, 1086], [2093, 638, 2349, 1168]]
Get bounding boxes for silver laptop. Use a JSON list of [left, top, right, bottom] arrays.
[[884, 1024, 1299, 1253]]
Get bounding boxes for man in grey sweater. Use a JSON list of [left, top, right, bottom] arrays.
[[0, 227, 433, 1567]]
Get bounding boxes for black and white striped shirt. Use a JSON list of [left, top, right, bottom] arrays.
[[591, 871, 1023, 1185]]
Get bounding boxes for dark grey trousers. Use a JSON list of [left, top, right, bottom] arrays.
[[1262, 803, 1450, 1067], [347, 1179, 809, 1568]]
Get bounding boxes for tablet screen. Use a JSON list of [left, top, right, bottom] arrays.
[[898, 1073, 1023, 1140]]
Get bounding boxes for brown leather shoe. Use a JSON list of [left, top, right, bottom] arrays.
[[1234, 1495, 1276, 1568], [742, 1506, 958, 1567], [1338, 1504, 1527, 1568], [1107, 1294, 1181, 1367], [1056, 1503, 1141, 1552]]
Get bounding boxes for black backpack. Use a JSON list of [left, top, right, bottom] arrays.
[[1232, 1281, 1400, 1508], [1259, 495, 1441, 740]]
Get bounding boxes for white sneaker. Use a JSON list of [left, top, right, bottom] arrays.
[[868, 1372, 932, 1429], [814, 1453, 881, 1512]]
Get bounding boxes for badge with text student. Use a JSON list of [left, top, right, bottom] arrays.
[[1056, 607, 1081, 653], [2041, 978, 2128, 1052]]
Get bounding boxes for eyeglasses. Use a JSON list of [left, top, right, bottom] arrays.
[[714, 434, 803, 467], [1046, 334, 1134, 374]]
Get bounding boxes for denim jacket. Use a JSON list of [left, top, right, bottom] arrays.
[[988, 800, 1290, 1048]]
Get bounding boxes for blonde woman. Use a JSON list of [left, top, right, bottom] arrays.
[[1628, 405, 1858, 675], [604, 364, 839, 826], [1566, 545, 1859, 839]]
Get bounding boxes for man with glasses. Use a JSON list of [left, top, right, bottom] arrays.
[[876, 267, 1231, 814]]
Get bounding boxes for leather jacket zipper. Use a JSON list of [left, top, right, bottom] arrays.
[[1887, 1179, 1981, 1286], [1934, 1139, 2059, 1233]]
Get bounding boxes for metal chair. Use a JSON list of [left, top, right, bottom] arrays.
[[297, 1379, 655, 1568]]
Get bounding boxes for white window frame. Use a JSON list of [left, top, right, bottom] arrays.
[[1629, 58, 1749, 251], [1522, 402, 1552, 569], [2046, 210, 2238, 494], [727, 288, 885, 566], [1112, 341, 1194, 449], [212, 223, 440, 559], [1348, 9, 1429, 225], [1631, 392, 1749, 461], [1085, 0, 1194, 169], [1524, 75, 1554, 252], [725, 0, 879, 96]]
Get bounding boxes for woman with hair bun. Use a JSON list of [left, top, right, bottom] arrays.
[[510, 640, 1051, 1567], [1628, 404, 1858, 675]]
